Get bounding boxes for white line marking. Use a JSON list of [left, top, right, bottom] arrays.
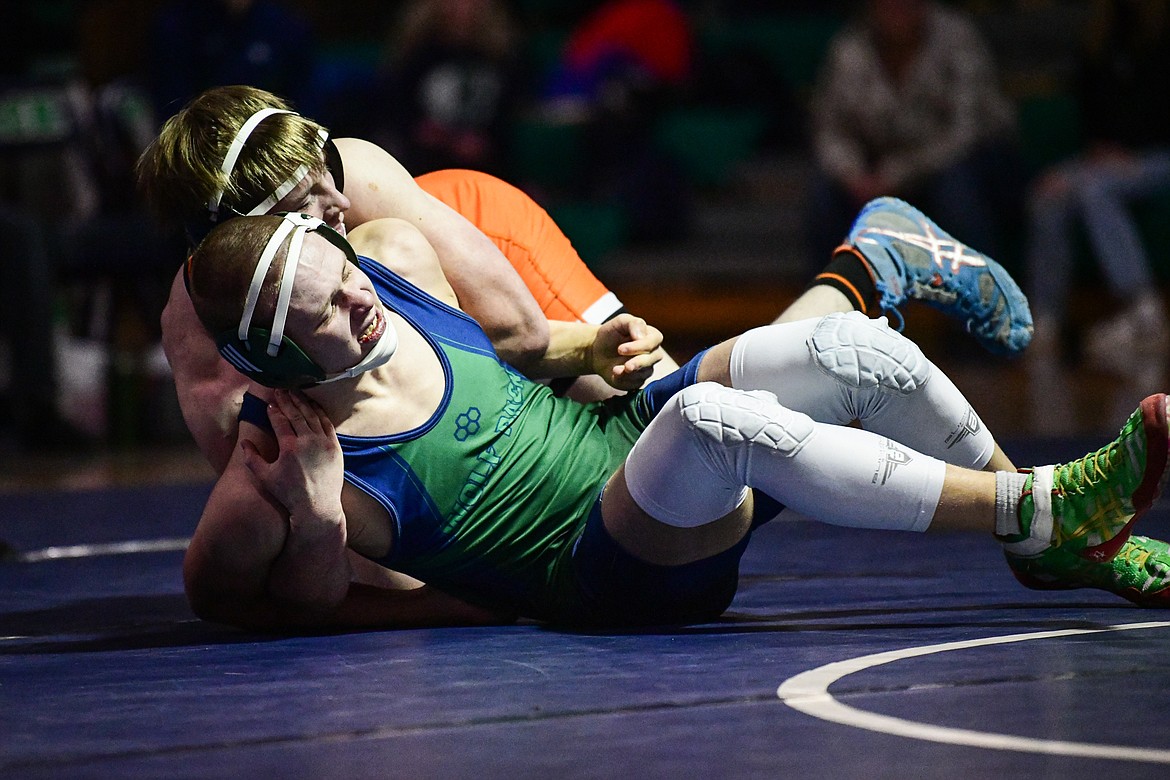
[[13, 537, 190, 563], [777, 621, 1170, 764]]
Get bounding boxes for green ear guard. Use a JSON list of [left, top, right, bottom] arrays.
[[215, 327, 326, 389], [215, 213, 358, 389]]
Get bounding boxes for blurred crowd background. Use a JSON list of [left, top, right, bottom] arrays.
[[1, 0, 1168, 455]]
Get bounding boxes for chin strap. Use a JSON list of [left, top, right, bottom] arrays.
[[317, 318, 399, 384]]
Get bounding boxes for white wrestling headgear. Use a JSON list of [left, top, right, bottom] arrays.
[[215, 213, 398, 389], [206, 108, 329, 223]]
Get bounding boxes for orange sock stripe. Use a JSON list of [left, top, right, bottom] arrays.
[[833, 243, 877, 284], [814, 271, 868, 316]]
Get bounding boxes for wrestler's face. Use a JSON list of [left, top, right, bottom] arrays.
[[282, 234, 387, 373], [271, 166, 351, 236]]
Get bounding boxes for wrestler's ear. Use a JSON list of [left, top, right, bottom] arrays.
[[215, 328, 326, 389]]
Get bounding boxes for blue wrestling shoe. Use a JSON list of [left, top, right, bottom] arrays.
[[841, 197, 1033, 356]]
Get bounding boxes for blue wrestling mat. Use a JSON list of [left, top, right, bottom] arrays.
[[2, 439, 1169, 779]]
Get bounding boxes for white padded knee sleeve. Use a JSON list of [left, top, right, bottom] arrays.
[[624, 383, 946, 532], [624, 385, 783, 527], [730, 312, 995, 470], [808, 312, 931, 400]]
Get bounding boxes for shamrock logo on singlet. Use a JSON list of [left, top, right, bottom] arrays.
[[454, 407, 481, 441]]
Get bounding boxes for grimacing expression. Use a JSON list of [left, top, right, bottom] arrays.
[[279, 232, 388, 374]]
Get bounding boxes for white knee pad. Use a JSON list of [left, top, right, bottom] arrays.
[[624, 383, 814, 528], [625, 382, 946, 533], [731, 312, 929, 424], [680, 384, 815, 460], [808, 312, 931, 405], [731, 312, 994, 469]]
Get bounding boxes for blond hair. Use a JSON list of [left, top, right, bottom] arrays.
[[136, 86, 328, 229]]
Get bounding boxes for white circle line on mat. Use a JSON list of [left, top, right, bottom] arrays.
[[777, 621, 1170, 764]]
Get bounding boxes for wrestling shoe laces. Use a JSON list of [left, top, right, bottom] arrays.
[[840, 197, 1033, 356], [1005, 534, 1170, 608], [1008, 393, 1170, 562]]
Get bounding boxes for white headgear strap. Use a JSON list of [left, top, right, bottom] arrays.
[[238, 212, 311, 356], [207, 108, 329, 219]]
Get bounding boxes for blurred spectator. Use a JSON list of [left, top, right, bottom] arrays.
[[1024, 0, 1170, 374], [60, 78, 179, 338], [542, 0, 692, 113], [0, 206, 86, 451], [540, 0, 696, 242], [807, 0, 1021, 266], [147, 0, 316, 117], [0, 4, 94, 450], [372, 0, 522, 177], [0, 2, 186, 449]]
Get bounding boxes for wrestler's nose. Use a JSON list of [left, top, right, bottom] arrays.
[[325, 197, 349, 225], [341, 284, 376, 310], [325, 178, 351, 211]]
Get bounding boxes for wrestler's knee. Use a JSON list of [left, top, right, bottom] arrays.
[[676, 382, 813, 459], [807, 311, 931, 396]]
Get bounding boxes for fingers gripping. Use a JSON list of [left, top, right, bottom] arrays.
[[270, 390, 333, 440], [245, 390, 345, 516]]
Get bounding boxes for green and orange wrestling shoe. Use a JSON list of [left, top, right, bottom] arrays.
[[1005, 534, 1170, 607], [1000, 393, 1170, 563]]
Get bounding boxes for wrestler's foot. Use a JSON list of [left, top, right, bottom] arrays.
[[1000, 394, 1170, 562], [1005, 534, 1170, 607], [839, 197, 1033, 356]]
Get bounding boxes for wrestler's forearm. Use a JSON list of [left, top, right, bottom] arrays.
[[330, 583, 517, 628], [526, 320, 599, 379], [419, 201, 550, 371], [191, 575, 513, 631], [267, 509, 351, 613], [162, 270, 248, 474]]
